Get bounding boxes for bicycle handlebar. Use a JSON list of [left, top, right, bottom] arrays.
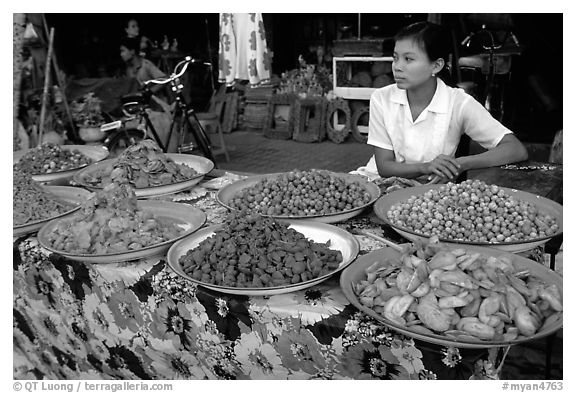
[[143, 56, 212, 87]]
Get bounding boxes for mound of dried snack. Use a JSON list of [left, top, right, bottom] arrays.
[[44, 183, 184, 254], [352, 237, 562, 342], [82, 140, 197, 188], [14, 142, 93, 174], [13, 169, 73, 226], [178, 211, 343, 288]]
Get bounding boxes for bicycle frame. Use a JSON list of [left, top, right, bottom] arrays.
[[102, 57, 217, 163]]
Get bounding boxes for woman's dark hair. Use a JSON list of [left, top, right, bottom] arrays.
[[395, 22, 454, 86], [119, 36, 140, 53]]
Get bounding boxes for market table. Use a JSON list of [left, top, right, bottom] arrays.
[[13, 169, 559, 380]]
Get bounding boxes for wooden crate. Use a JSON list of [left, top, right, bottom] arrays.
[[264, 93, 298, 140], [291, 96, 327, 143], [243, 101, 270, 131]]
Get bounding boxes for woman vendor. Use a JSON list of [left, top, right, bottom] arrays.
[[355, 22, 528, 183]]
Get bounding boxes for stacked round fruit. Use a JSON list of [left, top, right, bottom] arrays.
[[387, 180, 559, 243], [228, 169, 373, 216]]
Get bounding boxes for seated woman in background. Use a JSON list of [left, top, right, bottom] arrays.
[[356, 21, 528, 183], [124, 18, 152, 58], [120, 37, 165, 84]]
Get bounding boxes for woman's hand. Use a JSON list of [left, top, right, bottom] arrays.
[[424, 155, 461, 181]]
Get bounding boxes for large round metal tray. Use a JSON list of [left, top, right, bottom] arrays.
[[216, 172, 381, 224], [73, 154, 214, 198], [13, 186, 94, 237], [340, 245, 563, 349], [13, 145, 109, 183], [37, 200, 206, 263], [374, 184, 563, 253], [167, 220, 360, 296]]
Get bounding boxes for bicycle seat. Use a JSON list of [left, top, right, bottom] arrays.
[[121, 93, 147, 105]]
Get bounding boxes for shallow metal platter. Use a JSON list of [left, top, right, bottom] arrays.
[[13, 186, 94, 237], [167, 220, 360, 296], [37, 200, 206, 263], [340, 245, 563, 349], [216, 172, 381, 224], [13, 145, 109, 183], [373, 184, 563, 253], [73, 154, 214, 198]]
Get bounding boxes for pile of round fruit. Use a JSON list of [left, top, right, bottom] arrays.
[[14, 142, 93, 174], [386, 180, 559, 243], [228, 169, 373, 216]]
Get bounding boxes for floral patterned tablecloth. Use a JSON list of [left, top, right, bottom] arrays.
[[14, 182, 518, 380]]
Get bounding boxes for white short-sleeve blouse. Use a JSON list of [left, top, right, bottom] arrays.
[[359, 78, 511, 178]]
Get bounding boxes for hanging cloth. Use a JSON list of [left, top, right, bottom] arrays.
[[218, 13, 271, 87]]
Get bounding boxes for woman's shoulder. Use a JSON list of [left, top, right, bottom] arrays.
[[370, 83, 399, 100]]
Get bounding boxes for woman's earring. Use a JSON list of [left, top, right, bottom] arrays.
[[432, 73, 436, 77]]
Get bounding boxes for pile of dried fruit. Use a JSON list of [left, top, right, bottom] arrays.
[[81, 140, 197, 188], [13, 169, 73, 226], [44, 183, 184, 254], [228, 169, 373, 216], [178, 212, 343, 288], [353, 238, 562, 342], [387, 179, 559, 243], [14, 142, 93, 174]]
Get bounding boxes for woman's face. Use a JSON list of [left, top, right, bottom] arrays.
[[125, 20, 140, 38], [120, 45, 135, 63], [392, 38, 437, 90]]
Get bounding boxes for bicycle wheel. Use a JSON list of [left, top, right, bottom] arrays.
[[104, 128, 145, 158]]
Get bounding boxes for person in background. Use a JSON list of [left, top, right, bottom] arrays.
[[124, 18, 151, 58], [355, 21, 528, 183], [119, 37, 165, 94]]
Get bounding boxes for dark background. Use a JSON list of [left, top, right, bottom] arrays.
[[41, 13, 563, 144]]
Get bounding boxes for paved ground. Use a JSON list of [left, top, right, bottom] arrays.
[[215, 130, 373, 174]]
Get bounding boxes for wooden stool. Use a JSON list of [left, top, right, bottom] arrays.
[[195, 87, 230, 162]]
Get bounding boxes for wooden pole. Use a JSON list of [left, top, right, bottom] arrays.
[[38, 27, 54, 145], [42, 14, 77, 142], [13, 13, 26, 149]]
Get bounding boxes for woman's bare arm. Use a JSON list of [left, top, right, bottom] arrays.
[[456, 133, 528, 172]]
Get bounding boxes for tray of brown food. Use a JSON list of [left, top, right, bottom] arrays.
[[13, 171, 94, 237], [13, 142, 109, 183], [216, 169, 381, 224], [37, 183, 206, 263], [167, 212, 360, 296], [340, 237, 563, 348], [374, 180, 562, 253], [73, 140, 214, 198]]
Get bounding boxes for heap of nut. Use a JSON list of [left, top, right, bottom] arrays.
[[352, 238, 562, 342], [228, 169, 373, 217], [387, 180, 560, 243]]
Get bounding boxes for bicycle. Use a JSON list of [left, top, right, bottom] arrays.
[[101, 56, 217, 164], [459, 25, 522, 124]]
